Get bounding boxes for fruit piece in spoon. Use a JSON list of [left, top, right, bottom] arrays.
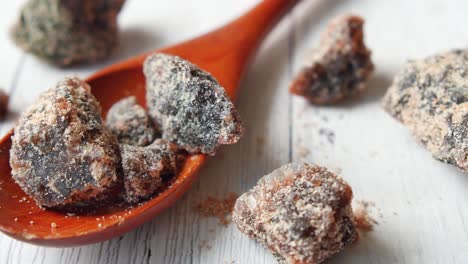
[[290, 15, 374, 104], [233, 163, 357, 264], [120, 139, 181, 204], [144, 53, 244, 155], [106, 96, 158, 147], [10, 77, 122, 210], [11, 0, 126, 67]]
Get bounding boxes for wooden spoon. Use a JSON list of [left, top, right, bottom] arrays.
[[0, 0, 298, 247]]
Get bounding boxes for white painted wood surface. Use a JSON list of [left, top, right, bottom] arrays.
[[1, 0, 468, 263]]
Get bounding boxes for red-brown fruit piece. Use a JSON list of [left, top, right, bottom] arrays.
[[290, 15, 374, 104], [120, 139, 180, 204], [233, 163, 357, 264], [10, 77, 122, 209]]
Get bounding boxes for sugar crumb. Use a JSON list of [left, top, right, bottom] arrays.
[[353, 200, 378, 231], [195, 193, 238, 226], [296, 145, 310, 159], [199, 240, 212, 251]]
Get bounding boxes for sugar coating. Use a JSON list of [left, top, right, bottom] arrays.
[[11, 0, 125, 67], [290, 15, 374, 104], [0, 90, 8, 120], [10, 78, 122, 209], [143, 53, 243, 155], [121, 139, 179, 204], [233, 163, 357, 264], [382, 49, 468, 173], [106, 96, 157, 146]]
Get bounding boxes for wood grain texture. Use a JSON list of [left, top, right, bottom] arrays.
[[1, 0, 468, 263]]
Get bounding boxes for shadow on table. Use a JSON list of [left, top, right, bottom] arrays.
[[115, 27, 160, 59], [338, 71, 394, 108], [59, 26, 161, 74], [328, 232, 399, 264]]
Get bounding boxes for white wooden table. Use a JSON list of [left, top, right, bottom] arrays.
[[1, 0, 468, 263]]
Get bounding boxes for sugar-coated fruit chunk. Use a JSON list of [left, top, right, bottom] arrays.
[[144, 53, 243, 155], [11, 0, 126, 66], [382, 49, 468, 172], [106, 96, 157, 146], [233, 163, 357, 264], [290, 15, 374, 104], [10, 78, 122, 209], [121, 139, 180, 204]]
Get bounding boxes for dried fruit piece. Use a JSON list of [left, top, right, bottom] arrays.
[[0, 90, 9, 120], [106, 96, 157, 146], [144, 53, 243, 155], [290, 15, 374, 104], [121, 139, 180, 204], [11, 0, 125, 67], [382, 49, 468, 172], [233, 163, 357, 264], [10, 77, 122, 209]]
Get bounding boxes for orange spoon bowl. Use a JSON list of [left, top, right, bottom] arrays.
[[0, 0, 297, 247]]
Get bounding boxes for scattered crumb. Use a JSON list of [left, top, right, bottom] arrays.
[[195, 193, 238, 226], [50, 222, 57, 228], [199, 240, 212, 251], [353, 200, 378, 231], [296, 145, 310, 159], [256, 137, 265, 145], [98, 223, 103, 228], [14, 218, 18, 222], [29, 221, 34, 225], [333, 167, 343, 175], [319, 128, 335, 144], [354, 210, 374, 231]]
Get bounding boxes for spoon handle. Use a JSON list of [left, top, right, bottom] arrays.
[[165, 0, 300, 99]]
